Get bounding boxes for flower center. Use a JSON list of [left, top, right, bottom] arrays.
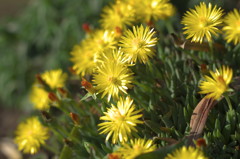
[[112, 110, 125, 121], [108, 76, 120, 85], [199, 17, 209, 28], [132, 39, 145, 51]]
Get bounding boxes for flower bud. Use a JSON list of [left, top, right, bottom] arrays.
[[81, 78, 95, 94], [108, 153, 120, 159], [200, 64, 208, 74], [57, 88, 67, 97], [68, 67, 77, 75], [36, 74, 46, 85], [196, 138, 207, 147], [82, 23, 91, 33], [70, 112, 80, 125], [48, 92, 59, 102]]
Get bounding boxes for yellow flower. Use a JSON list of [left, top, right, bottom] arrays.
[[98, 97, 143, 143], [15, 117, 49, 154], [134, 0, 175, 22], [117, 138, 157, 159], [199, 66, 233, 100], [100, 1, 135, 30], [93, 55, 134, 101], [90, 29, 117, 54], [119, 25, 157, 64], [165, 146, 208, 159], [70, 41, 98, 76], [41, 69, 67, 89], [98, 48, 129, 65], [181, 2, 223, 43], [223, 9, 240, 45], [30, 86, 50, 110]]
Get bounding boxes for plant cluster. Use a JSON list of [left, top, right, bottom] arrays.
[[13, 0, 240, 159]]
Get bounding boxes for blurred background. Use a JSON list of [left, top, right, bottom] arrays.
[[0, 0, 239, 158]]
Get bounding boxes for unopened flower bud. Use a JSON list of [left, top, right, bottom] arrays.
[[196, 138, 207, 147], [82, 23, 91, 33], [115, 26, 122, 37], [36, 74, 46, 85], [70, 112, 80, 125], [48, 92, 59, 102], [57, 88, 67, 97], [200, 64, 208, 74], [147, 21, 154, 27], [108, 153, 120, 159], [63, 138, 74, 147], [81, 78, 95, 94], [68, 67, 77, 75]]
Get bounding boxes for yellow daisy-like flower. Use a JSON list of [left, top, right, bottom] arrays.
[[223, 9, 240, 45], [165, 146, 208, 159], [98, 48, 129, 65], [98, 97, 143, 143], [70, 41, 98, 76], [134, 0, 175, 22], [199, 66, 233, 100], [117, 138, 157, 159], [30, 86, 50, 110], [93, 55, 134, 101], [100, 1, 135, 30], [41, 69, 67, 89], [181, 2, 223, 43], [119, 25, 157, 64], [90, 29, 117, 54], [15, 117, 49, 154]]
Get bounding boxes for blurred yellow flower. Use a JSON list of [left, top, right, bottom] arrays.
[[117, 138, 156, 159], [182, 2, 223, 43], [93, 55, 133, 101], [41, 69, 67, 89], [90, 29, 117, 54], [15, 117, 49, 154], [98, 97, 143, 143], [199, 66, 233, 100], [165, 146, 208, 159], [30, 86, 50, 110], [100, 1, 135, 30], [119, 25, 157, 64], [98, 48, 129, 65], [223, 9, 240, 45], [134, 0, 175, 23], [70, 40, 98, 76]]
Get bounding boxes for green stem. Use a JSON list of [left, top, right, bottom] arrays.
[[208, 42, 215, 61], [165, 19, 174, 33], [224, 95, 233, 111], [59, 126, 79, 159]]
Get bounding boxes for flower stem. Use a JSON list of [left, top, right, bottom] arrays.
[[224, 95, 233, 111], [59, 126, 78, 159]]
